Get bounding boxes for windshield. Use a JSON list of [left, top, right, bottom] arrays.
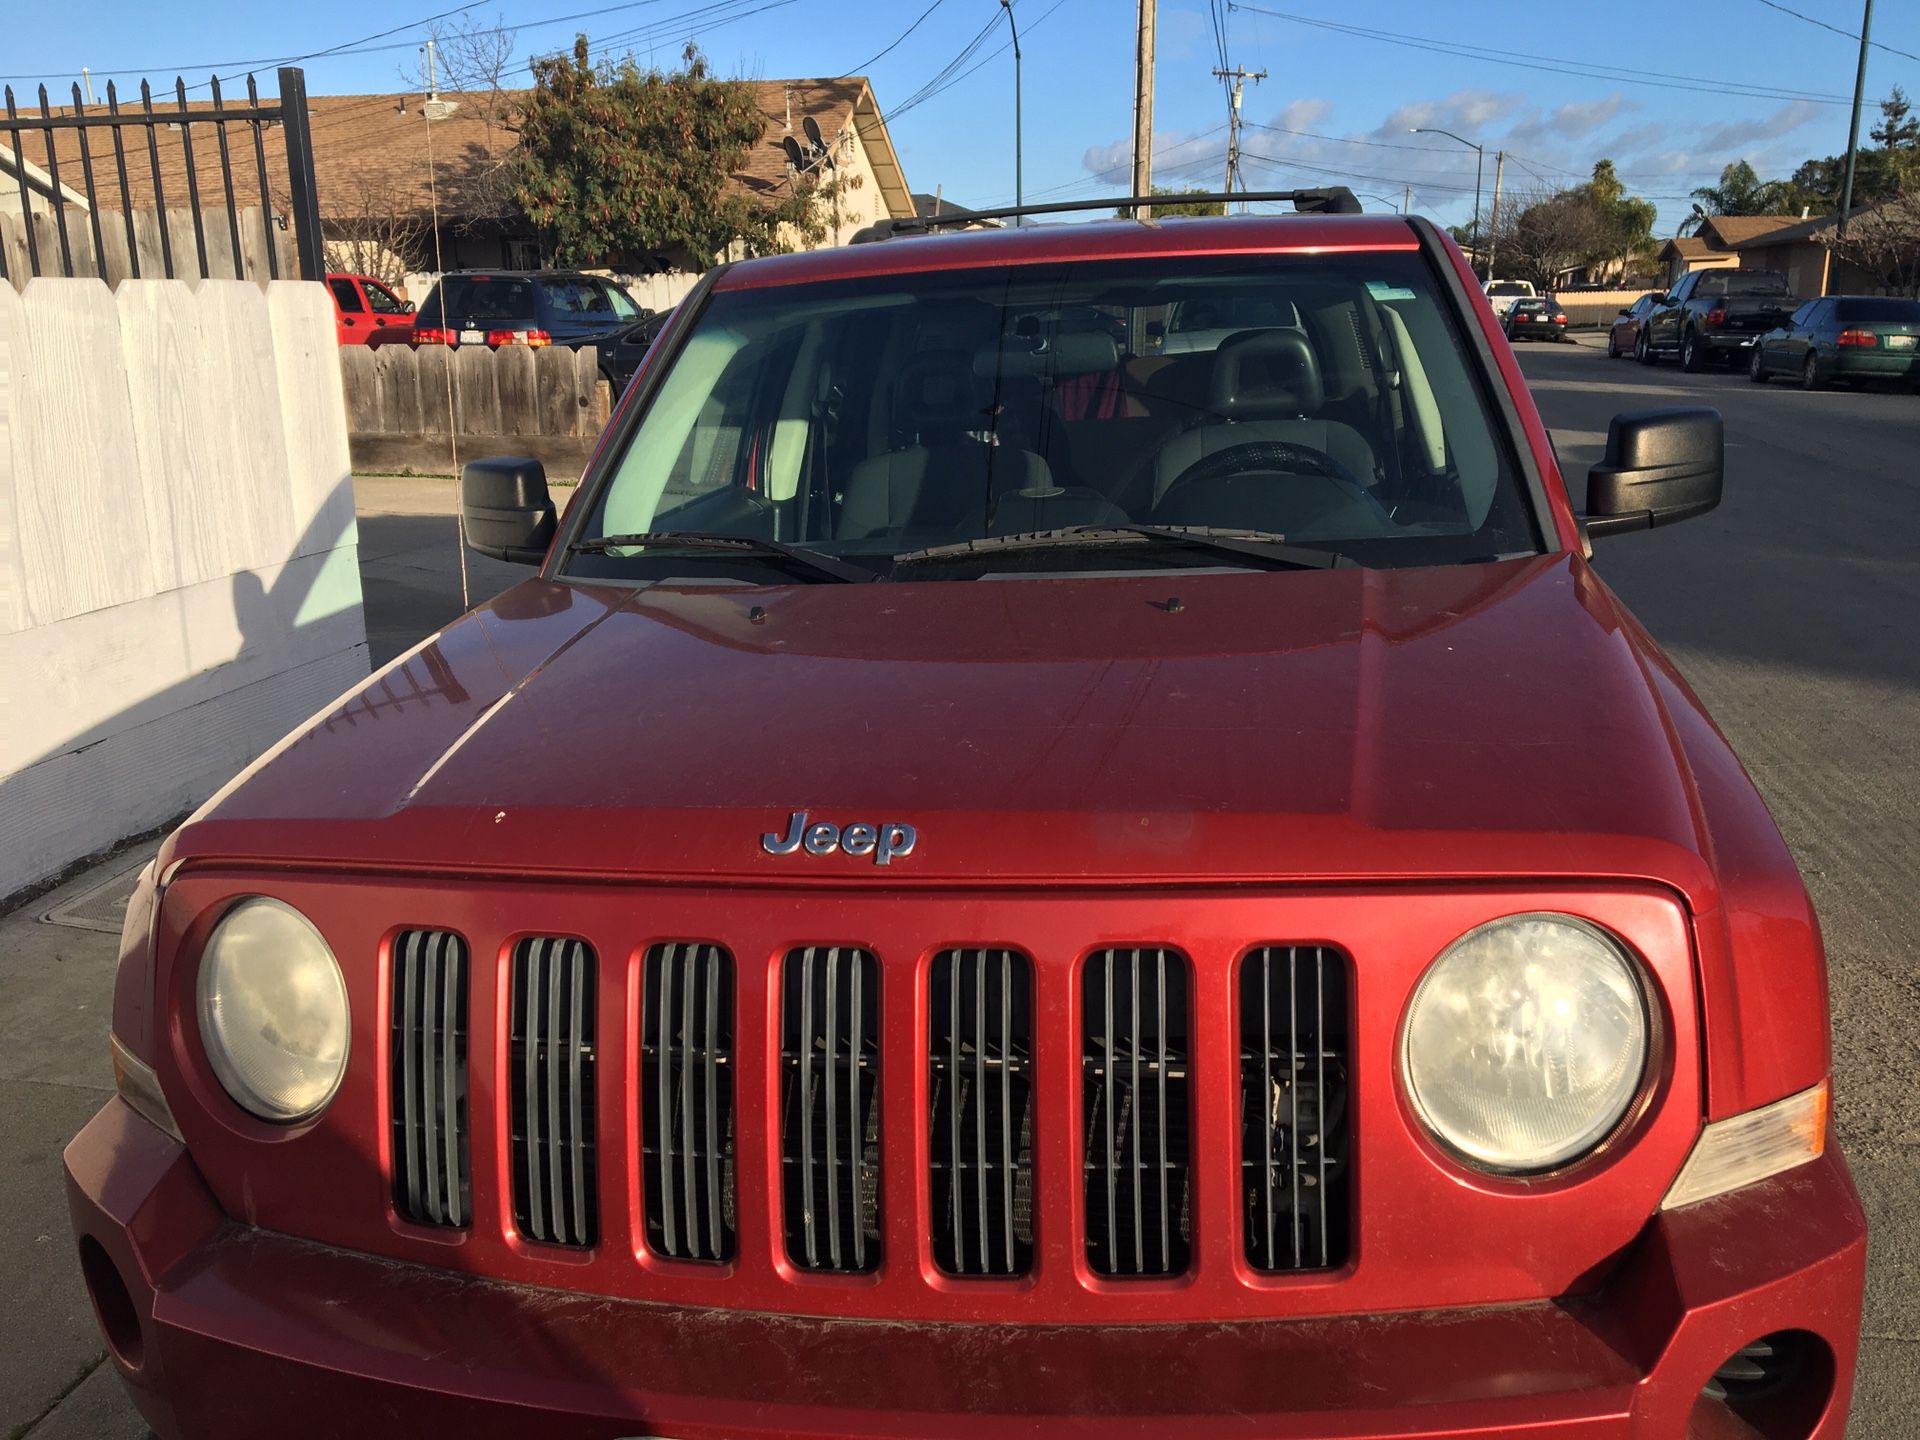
[[1836, 298, 1920, 323], [546, 277, 641, 321], [429, 277, 534, 323], [568, 252, 1541, 582], [1699, 271, 1790, 297]]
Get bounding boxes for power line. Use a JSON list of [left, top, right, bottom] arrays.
[[839, 0, 952, 78], [1229, 4, 1855, 106], [294, 0, 789, 145], [890, 0, 1072, 121], [0, 1, 494, 82], [1750, 0, 1920, 66], [1011, 124, 1229, 203]]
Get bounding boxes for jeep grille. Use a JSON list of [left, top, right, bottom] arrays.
[[508, 937, 598, 1247]]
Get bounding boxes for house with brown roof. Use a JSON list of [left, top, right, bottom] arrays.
[[1657, 214, 1801, 285], [6, 77, 912, 285], [1726, 206, 1888, 297]]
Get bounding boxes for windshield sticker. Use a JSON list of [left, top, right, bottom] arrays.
[[1366, 281, 1417, 301]]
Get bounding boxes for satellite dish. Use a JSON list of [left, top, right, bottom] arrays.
[[780, 135, 806, 171], [802, 115, 825, 149], [422, 98, 456, 121]]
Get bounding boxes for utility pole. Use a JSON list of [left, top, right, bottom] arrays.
[[1001, 0, 1023, 225], [1839, 0, 1874, 242], [1485, 151, 1506, 280], [1402, 184, 1411, 215], [1132, 0, 1156, 217], [1214, 66, 1266, 211]]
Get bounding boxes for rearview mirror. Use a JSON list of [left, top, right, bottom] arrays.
[[462, 456, 556, 564], [1584, 407, 1722, 540]]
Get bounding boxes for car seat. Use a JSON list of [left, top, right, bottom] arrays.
[[1146, 329, 1379, 509]]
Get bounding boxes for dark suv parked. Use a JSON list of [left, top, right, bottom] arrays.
[[1640, 269, 1796, 371], [412, 271, 655, 390]]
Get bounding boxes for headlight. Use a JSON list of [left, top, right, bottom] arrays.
[[197, 898, 349, 1122], [1402, 914, 1648, 1173]]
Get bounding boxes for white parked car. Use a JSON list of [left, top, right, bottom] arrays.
[[1483, 279, 1536, 318]]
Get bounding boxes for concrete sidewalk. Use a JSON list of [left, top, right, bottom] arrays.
[[0, 473, 538, 1439], [0, 844, 157, 1440]]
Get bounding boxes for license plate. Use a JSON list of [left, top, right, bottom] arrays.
[[459, 328, 484, 343], [1888, 334, 1916, 350], [1739, 338, 1755, 347]]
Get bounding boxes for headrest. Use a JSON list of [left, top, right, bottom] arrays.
[[1207, 328, 1323, 419], [974, 330, 1121, 379], [896, 349, 981, 430]]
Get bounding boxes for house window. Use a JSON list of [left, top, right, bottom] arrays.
[[503, 240, 541, 270]]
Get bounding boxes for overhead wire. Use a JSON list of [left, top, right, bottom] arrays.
[[1229, 4, 1854, 105], [838, 0, 953, 79], [1749, 0, 1920, 66], [889, 0, 1073, 121]]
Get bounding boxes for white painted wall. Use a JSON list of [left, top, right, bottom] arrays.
[[0, 277, 367, 900]]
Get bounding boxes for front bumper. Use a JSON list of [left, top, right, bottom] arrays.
[[68, 1098, 1865, 1439]]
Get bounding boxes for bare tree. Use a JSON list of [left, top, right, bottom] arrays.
[[321, 178, 431, 284], [403, 13, 523, 226], [1815, 189, 1920, 296], [1488, 184, 1609, 290]]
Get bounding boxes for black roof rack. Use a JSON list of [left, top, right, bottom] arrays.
[[848, 188, 1366, 244]]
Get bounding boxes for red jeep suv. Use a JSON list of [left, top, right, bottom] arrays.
[[67, 200, 1864, 1439]]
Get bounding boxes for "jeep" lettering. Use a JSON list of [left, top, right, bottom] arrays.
[[761, 812, 917, 865]]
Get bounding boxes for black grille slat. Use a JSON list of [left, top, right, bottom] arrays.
[[929, 949, 1034, 1277], [1240, 946, 1350, 1271], [1082, 949, 1190, 1277], [509, 937, 597, 1247], [780, 947, 881, 1273], [390, 929, 469, 1227], [641, 943, 736, 1262]]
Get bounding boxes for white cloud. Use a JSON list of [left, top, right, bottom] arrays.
[[1272, 98, 1334, 132], [1695, 100, 1825, 156], [1544, 93, 1632, 139], [1375, 89, 1521, 141]]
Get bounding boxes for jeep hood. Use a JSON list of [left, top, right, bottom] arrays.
[[171, 555, 1723, 892]]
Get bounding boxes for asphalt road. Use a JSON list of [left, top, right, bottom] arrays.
[[1515, 338, 1920, 1433]]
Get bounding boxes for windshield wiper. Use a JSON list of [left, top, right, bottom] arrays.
[[892, 524, 1352, 572], [570, 531, 877, 583]]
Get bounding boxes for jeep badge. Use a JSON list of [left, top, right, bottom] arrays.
[[762, 811, 916, 865]]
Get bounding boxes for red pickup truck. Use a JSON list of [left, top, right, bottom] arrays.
[[67, 198, 1863, 1439], [325, 272, 415, 348]]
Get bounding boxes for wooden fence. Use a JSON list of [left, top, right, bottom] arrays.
[[1, 204, 292, 292], [1552, 287, 1662, 329], [339, 341, 615, 478]]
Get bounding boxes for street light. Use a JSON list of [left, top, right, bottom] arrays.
[[1411, 126, 1484, 274], [1001, 0, 1023, 226], [1353, 191, 1403, 213]]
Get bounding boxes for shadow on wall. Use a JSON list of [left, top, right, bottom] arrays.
[[0, 480, 369, 906], [0, 276, 371, 903]]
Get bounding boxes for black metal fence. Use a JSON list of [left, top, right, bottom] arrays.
[[0, 64, 322, 285]]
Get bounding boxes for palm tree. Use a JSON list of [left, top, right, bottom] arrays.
[[1682, 160, 1790, 234]]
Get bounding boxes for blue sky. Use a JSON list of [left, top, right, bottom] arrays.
[[8, 0, 1918, 236]]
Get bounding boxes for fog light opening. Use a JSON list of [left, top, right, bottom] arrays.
[[78, 1236, 144, 1370], [1690, 1330, 1834, 1440]]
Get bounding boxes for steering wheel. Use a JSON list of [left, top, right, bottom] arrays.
[[1154, 440, 1389, 526]]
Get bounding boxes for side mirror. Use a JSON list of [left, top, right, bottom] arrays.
[[1617, 308, 1633, 319], [1584, 407, 1722, 540], [462, 456, 556, 564], [403, 299, 417, 313]]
